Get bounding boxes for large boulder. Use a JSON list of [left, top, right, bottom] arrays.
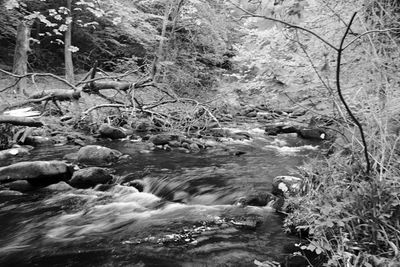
[[0, 161, 72, 184], [272, 176, 304, 197], [68, 167, 113, 188], [77, 145, 122, 166], [99, 124, 127, 139]]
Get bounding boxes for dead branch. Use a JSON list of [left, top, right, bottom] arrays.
[[0, 115, 43, 127], [0, 68, 79, 91], [83, 104, 127, 115]]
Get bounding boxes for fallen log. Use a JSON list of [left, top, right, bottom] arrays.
[[29, 89, 80, 101], [84, 81, 132, 92], [0, 115, 43, 127]]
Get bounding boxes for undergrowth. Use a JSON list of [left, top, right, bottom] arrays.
[[285, 146, 400, 266]]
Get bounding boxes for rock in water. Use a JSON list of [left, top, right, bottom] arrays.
[[0, 161, 72, 184], [69, 167, 113, 188], [77, 145, 122, 166], [272, 176, 304, 197], [99, 124, 127, 139], [149, 134, 183, 146]]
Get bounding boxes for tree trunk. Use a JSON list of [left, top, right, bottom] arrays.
[[65, 0, 74, 84], [151, 1, 172, 80], [13, 21, 31, 95]]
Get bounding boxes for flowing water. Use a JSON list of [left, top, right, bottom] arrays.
[[0, 125, 320, 266]]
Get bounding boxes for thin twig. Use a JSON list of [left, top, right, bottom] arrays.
[[0, 68, 79, 90], [343, 28, 400, 50], [227, 0, 338, 51]]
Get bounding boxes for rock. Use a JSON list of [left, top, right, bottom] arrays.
[[272, 176, 304, 197], [124, 179, 146, 192], [63, 152, 78, 162], [168, 140, 181, 147], [0, 190, 24, 197], [237, 191, 276, 207], [45, 181, 74, 191], [99, 124, 127, 139], [0, 146, 32, 160], [2, 180, 35, 192], [189, 143, 200, 152], [77, 145, 122, 166], [135, 119, 155, 132], [297, 128, 326, 140], [69, 167, 113, 188], [23, 136, 54, 146], [173, 191, 189, 203], [0, 161, 72, 184], [149, 134, 183, 146], [265, 123, 298, 136]]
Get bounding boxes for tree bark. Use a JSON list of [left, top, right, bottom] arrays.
[[65, 0, 74, 84], [13, 21, 31, 95]]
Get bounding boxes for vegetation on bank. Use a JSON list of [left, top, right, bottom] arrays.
[[0, 0, 400, 266]]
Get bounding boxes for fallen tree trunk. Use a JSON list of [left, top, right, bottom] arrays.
[[0, 115, 43, 127]]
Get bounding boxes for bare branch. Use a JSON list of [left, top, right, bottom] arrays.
[[226, 0, 338, 51], [83, 104, 127, 115], [0, 68, 79, 91], [343, 28, 400, 50]]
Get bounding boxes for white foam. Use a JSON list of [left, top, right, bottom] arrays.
[[264, 144, 318, 155]]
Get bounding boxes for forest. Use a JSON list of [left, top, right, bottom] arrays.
[[0, 0, 399, 266]]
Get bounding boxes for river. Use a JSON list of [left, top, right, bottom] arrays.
[[0, 124, 320, 266]]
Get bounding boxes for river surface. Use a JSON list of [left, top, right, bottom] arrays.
[[0, 125, 320, 266]]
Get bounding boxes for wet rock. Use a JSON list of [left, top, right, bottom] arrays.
[[134, 118, 156, 132], [77, 145, 123, 166], [272, 176, 304, 197], [0, 190, 24, 197], [265, 123, 298, 136], [173, 191, 189, 203], [69, 167, 113, 188], [0, 161, 72, 184], [168, 140, 181, 147], [237, 191, 275, 207], [230, 217, 262, 230], [99, 124, 127, 139], [189, 143, 200, 152], [1, 180, 35, 192], [149, 134, 183, 146], [124, 180, 146, 192], [45, 181, 74, 191], [63, 152, 78, 162], [297, 128, 326, 140], [0, 145, 32, 160], [209, 128, 251, 140], [23, 136, 54, 146]]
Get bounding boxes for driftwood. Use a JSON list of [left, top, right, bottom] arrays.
[[0, 115, 43, 127]]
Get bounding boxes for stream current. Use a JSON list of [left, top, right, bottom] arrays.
[[0, 125, 320, 266]]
